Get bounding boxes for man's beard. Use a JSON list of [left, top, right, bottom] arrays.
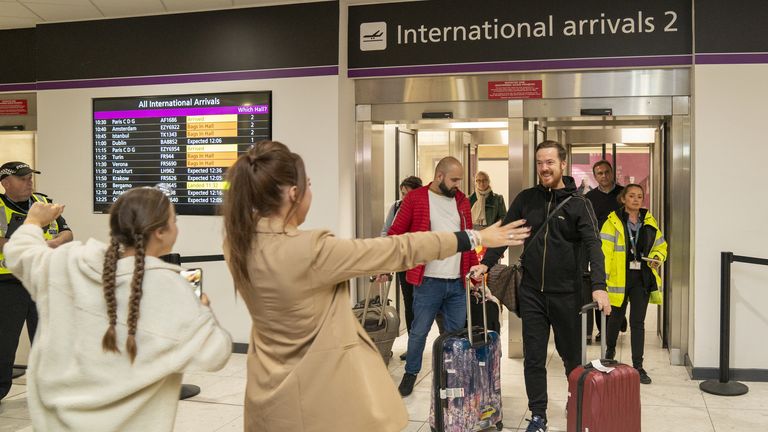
[[539, 170, 562, 187], [439, 181, 458, 198]]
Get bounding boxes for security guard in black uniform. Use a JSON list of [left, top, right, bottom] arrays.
[[0, 161, 73, 402]]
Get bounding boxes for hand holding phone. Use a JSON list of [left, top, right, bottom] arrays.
[[180, 268, 203, 299]]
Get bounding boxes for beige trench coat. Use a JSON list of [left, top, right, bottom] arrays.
[[229, 217, 459, 432]]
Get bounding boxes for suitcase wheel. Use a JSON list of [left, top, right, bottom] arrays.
[[495, 421, 503, 430]]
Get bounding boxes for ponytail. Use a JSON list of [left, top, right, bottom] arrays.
[[223, 155, 259, 290], [223, 141, 307, 290]]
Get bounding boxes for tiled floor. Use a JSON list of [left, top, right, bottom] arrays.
[[2, 306, 767, 431]]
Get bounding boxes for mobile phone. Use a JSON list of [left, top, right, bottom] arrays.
[[180, 268, 203, 298], [641, 256, 662, 264]]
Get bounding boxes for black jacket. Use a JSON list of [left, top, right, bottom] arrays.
[[481, 176, 606, 294]]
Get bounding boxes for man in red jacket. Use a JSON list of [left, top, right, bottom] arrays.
[[388, 156, 478, 396]]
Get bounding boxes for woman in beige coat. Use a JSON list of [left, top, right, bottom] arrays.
[[222, 141, 530, 432]]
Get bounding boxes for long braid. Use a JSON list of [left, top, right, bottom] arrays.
[[101, 237, 121, 353], [125, 234, 146, 363]]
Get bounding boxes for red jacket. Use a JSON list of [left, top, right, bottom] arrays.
[[387, 184, 478, 285]]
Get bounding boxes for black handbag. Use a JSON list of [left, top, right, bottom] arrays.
[[486, 196, 572, 316]]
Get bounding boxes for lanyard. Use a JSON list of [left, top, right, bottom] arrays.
[[627, 221, 643, 258]]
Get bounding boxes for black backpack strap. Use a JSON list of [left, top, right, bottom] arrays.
[[520, 195, 572, 260]]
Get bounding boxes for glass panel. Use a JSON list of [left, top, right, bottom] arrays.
[[570, 145, 603, 194], [615, 144, 651, 208], [416, 130, 450, 181]]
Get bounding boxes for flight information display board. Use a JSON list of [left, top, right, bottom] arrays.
[[92, 91, 271, 215]]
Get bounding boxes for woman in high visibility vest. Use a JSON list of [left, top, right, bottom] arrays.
[[600, 184, 668, 385]]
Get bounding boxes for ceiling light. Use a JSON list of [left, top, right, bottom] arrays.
[[620, 128, 656, 143], [448, 121, 508, 129]]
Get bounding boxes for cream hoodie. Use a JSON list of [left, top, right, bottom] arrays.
[[5, 224, 232, 431]]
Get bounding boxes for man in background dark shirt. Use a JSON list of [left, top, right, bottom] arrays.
[[0, 162, 73, 402], [583, 160, 624, 343]]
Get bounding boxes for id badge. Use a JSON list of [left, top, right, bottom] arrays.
[[629, 260, 642, 271]]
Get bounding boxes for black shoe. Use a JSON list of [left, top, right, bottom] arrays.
[[399, 373, 417, 397], [636, 368, 652, 384], [621, 318, 628, 333], [605, 349, 615, 360], [399, 351, 407, 361], [586, 336, 592, 345], [595, 332, 601, 342]]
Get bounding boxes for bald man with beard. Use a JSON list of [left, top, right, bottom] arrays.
[[387, 157, 478, 397]]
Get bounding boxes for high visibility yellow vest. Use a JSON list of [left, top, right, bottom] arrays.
[[0, 193, 59, 274], [601, 210, 668, 307]]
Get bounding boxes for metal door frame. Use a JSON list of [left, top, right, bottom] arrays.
[[355, 69, 692, 365]]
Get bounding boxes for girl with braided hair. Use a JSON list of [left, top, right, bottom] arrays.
[[4, 188, 232, 431], [222, 140, 530, 431]]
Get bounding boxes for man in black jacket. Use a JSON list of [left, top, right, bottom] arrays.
[[471, 141, 610, 432], [583, 160, 625, 343]]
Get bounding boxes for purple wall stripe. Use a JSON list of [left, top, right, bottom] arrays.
[[93, 105, 270, 120], [0, 82, 38, 92], [0, 66, 338, 92], [695, 52, 768, 65], [348, 55, 694, 78]]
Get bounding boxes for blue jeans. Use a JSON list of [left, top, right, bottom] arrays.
[[405, 277, 466, 375]]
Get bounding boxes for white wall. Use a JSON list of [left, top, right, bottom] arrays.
[[35, 75, 340, 344], [693, 64, 768, 369]]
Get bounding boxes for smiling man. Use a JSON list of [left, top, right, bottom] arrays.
[[471, 141, 609, 432]]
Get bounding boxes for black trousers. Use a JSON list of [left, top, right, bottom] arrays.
[[605, 270, 650, 368], [0, 279, 37, 400], [397, 271, 414, 333], [519, 284, 581, 418]]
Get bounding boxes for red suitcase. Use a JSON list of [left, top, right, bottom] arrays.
[[566, 302, 641, 432]]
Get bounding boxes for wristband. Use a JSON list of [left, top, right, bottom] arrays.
[[465, 229, 481, 249]]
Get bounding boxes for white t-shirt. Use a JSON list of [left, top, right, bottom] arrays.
[[424, 190, 462, 279]]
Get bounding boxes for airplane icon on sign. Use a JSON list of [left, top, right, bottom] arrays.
[[360, 22, 386, 51], [363, 30, 383, 41]]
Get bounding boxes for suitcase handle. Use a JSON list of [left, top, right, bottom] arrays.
[[465, 274, 489, 345], [581, 301, 607, 365], [360, 277, 391, 327]]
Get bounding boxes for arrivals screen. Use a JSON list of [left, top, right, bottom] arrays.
[[92, 91, 271, 215]]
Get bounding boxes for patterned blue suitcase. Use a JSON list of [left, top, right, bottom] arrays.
[[429, 276, 504, 432]]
